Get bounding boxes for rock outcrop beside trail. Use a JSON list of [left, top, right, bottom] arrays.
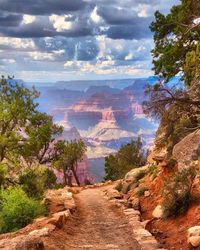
[[0, 187, 76, 250], [122, 165, 149, 193], [173, 129, 200, 169], [104, 186, 165, 250]]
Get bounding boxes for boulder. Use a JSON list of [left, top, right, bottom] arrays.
[[64, 200, 76, 210], [106, 188, 122, 199], [147, 148, 167, 165], [188, 236, 200, 247], [130, 197, 140, 210], [188, 226, 200, 237], [48, 211, 70, 228], [144, 191, 150, 197], [122, 166, 148, 193], [61, 192, 73, 200], [152, 205, 164, 219], [0, 235, 44, 250], [29, 227, 49, 237], [173, 129, 200, 169]]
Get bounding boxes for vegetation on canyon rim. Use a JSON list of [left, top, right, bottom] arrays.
[[0, 77, 87, 232], [108, 0, 200, 217], [0, 0, 199, 234], [143, 0, 200, 217]]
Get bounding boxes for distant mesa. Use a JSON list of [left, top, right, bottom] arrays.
[[37, 78, 160, 181]]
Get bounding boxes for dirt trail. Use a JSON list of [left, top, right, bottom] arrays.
[[44, 186, 141, 250]]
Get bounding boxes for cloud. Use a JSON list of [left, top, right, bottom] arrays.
[[106, 23, 152, 40], [0, 0, 86, 15], [0, 0, 181, 81], [22, 15, 36, 25], [90, 7, 102, 24], [0, 37, 35, 50], [49, 15, 73, 31], [0, 12, 22, 27]]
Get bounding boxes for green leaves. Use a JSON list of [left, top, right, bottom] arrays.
[[150, 0, 200, 85], [0, 187, 45, 233], [53, 139, 87, 185], [0, 77, 39, 162], [0, 77, 63, 170], [104, 137, 146, 181]]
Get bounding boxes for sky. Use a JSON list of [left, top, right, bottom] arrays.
[[0, 0, 180, 82]]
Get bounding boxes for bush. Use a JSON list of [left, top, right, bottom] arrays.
[[43, 168, 57, 189], [162, 168, 195, 218], [104, 137, 147, 181], [0, 187, 45, 233], [136, 187, 148, 196], [19, 166, 57, 199], [0, 164, 7, 187]]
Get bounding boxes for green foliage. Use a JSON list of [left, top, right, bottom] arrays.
[[0, 164, 7, 187], [0, 76, 63, 172], [0, 77, 39, 162], [144, 1, 200, 154], [162, 168, 195, 218], [54, 139, 87, 186], [20, 112, 63, 166], [104, 137, 146, 181], [43, 168, 57, 189], [104, 154, 121, 181], [136, 187, 148, 196], [0, 187, 45, 233], [150, 0, 200, 85], [154, 103, 199, 155], [19, 166, 57, 199]]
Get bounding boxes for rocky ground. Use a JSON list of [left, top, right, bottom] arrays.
[[44, 186, 141, 250], [0, 183, 163, 250]]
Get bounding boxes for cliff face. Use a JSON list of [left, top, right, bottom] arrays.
[[121, 128, 200, 250], [38, 79, 158, 180], [56, 86, 157, 159]]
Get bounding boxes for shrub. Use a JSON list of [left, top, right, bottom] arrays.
[[136, 187, 148, 196], [43, 168, 57, 189], [162, 168, 195, 218], [0, 164, 7, 187], [19, 168, 44, 199], [19, 166, 57, 199], [0, 187, 45, 233]]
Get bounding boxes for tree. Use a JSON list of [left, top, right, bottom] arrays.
[[20, 112, 63, 167], [150, 0, 200, 85], [0, 77, 63, 174], [0, 77, 39, 163], [143, 0, 200, 154], [54, 140, 87, 186], [104, 138, 146, 181]]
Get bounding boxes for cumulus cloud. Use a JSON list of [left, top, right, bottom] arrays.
[[22, 15, 36, 25], [0, 0, 180, 81]]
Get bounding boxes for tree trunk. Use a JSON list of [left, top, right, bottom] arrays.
[[63, 167, 68, 186], [72, 166, 80, 186]]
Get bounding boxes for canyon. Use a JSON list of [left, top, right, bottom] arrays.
[[36, 78, 158, 182]]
